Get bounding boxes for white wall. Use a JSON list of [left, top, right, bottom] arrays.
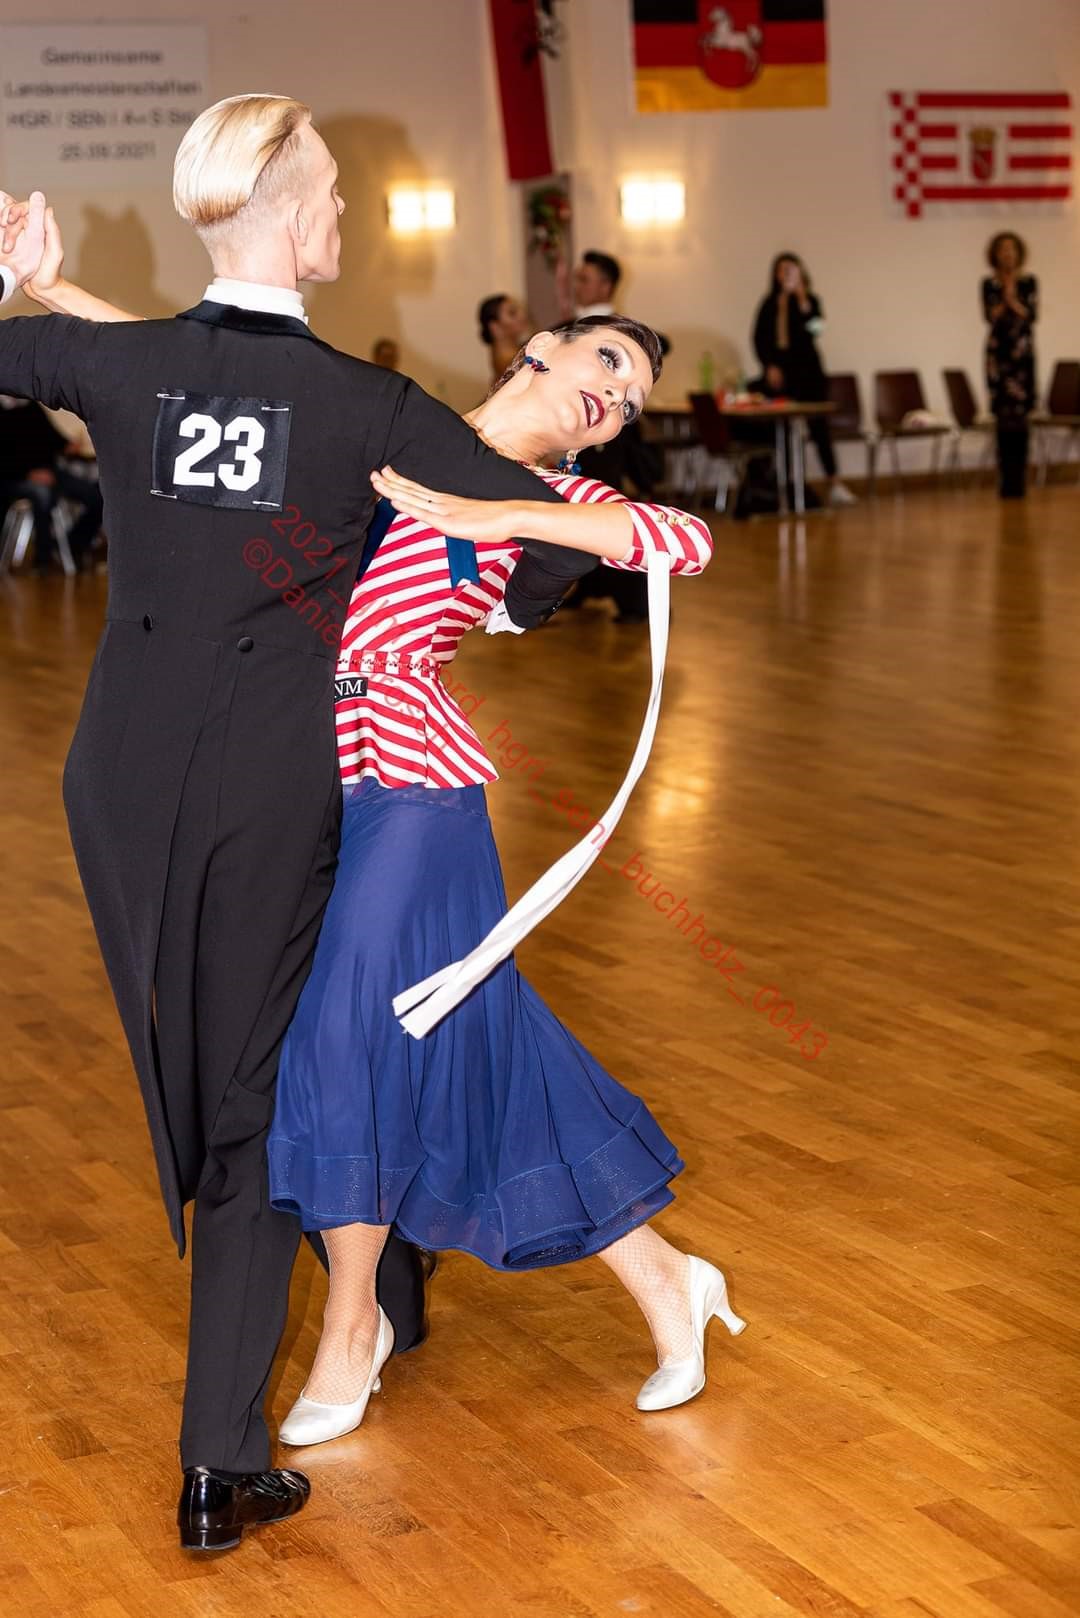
[[0, 0, 522, 409], [2, 0, 1078, 451], [552, 0, 1080, 469]]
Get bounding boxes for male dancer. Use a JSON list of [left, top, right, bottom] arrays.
[[0, 95, 588, 1551]]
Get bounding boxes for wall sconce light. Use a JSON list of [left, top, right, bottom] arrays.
[[387, 186, 456, 234], [619, 178, 685, 226]]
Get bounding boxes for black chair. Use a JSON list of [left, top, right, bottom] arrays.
[[874, 370, 954, 490], [687, 393, 774, 515], [942, 369, 994, 480], [825, 373, 877, 490], [1033, 360, 1080, 483]]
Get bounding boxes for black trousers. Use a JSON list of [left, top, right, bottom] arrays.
[[805, 415, 837, 480], [0, 466, 103, 565], [570, 564, 648, 617], [158, 666, 425, 1474], [179, 1079, 424, 1473], [996, 422, 1029, 497]]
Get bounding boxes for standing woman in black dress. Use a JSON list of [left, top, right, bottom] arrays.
[[982, 233, 1037, 500], [752, 251, 855, 507]]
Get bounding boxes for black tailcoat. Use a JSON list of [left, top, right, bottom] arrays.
[[0, 303, 590, 1251]]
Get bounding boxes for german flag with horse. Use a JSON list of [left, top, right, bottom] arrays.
[[633, 1, 828, 114]]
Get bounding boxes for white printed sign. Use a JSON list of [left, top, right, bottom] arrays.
[[0, 23, 208, 191]]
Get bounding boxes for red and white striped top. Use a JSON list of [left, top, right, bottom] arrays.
[[334, 468, 712, 790]]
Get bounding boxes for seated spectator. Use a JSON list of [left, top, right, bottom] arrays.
[[477, 294, 529, 380], [752, 252, 856, 507], [371, 337, 400, 371], [0, 395, 103, 571]]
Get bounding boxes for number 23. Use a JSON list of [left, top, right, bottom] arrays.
[[173, 412, 266, 492]]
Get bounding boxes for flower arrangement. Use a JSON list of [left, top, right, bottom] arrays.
[[527, 183, 572, 270]]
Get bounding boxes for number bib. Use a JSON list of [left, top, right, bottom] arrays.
[[151, 389, 292, 510]]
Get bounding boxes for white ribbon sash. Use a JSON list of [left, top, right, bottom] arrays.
[[393, 548, 674, 1038]]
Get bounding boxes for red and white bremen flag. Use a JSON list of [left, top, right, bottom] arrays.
[[889, 91, 1072, 218]]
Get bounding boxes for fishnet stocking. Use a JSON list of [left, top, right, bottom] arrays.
[[597, 1224, 694, 1365], [302, 1222, 390, 1404]]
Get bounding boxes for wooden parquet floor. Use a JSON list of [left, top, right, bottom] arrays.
[[1, 485, 1078, 1618]]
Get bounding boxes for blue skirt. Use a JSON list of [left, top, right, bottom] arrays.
[[268, 778, 684, 1270]]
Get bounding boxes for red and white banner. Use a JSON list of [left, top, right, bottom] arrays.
[[488, 0, 554, 182], [889, 91, 1072, 218]]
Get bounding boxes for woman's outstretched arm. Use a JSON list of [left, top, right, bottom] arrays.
[[370, 464, 713, 575]]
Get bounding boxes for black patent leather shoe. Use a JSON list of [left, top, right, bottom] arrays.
[[178, 1466, 310, 1552]]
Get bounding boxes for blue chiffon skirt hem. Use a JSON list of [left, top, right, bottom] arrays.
[[268, 778, 685, 1272], [270, 1100, 685, 1270]]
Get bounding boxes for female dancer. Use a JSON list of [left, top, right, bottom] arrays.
[[24, 241, 746, 1432], [268, 315, 747, 1444]]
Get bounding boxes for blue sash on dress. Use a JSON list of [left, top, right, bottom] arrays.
[[356, 498, 479, 589]]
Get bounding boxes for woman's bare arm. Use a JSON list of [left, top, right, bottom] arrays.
[[371, 463, 635, 559], [370, 464, 713, 575]]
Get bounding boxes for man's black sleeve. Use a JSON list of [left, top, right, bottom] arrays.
[[0, 314, 103, 417], [379, 377, 596, 625]]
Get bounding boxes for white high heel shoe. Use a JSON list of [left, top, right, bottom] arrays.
[[635, 1255, 746, 1412], [279, 1305, 395, 1446]]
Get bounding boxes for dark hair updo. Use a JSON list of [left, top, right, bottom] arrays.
[[489, 313, 663, 397]]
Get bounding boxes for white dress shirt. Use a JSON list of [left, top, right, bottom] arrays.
[[203, 277, 308, 325]]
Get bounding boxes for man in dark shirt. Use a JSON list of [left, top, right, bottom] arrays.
[[0, 394, 102, 569]]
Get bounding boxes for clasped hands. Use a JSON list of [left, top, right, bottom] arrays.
[[1, 190, 65, 297]]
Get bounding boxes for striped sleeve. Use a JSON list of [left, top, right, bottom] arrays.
[[535, 469, 713, 576]]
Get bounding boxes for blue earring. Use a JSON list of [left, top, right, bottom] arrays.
[[558, 452, 582, 474], [523, 354, 550, 373]]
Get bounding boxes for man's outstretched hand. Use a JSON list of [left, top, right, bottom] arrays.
[[0, 191, 47, 287]]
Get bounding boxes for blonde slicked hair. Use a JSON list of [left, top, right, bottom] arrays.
[[173, 93, 313, 232]]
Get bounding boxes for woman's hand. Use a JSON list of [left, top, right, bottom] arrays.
[[765, 364, 785, 392], [371, 465, 524, 543], [25, 204, 65, 302]]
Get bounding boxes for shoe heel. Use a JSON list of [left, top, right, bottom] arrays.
[[372, 1376, 381, 1392], [713, 1297, 747, 1336], [180, 1522, 243, 1552]]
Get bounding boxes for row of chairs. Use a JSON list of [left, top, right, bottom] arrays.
[[828, 362, 1080, 486], [0, 494, 77, 576], [681, 360, 1080, 512]]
